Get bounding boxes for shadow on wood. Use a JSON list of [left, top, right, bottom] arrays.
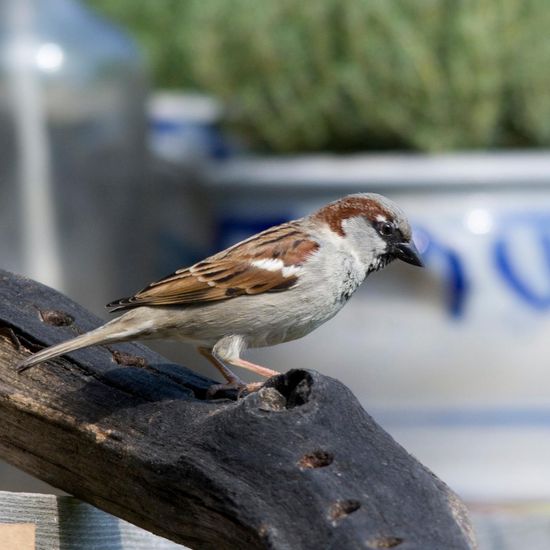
[[0, 271, 477, 549]]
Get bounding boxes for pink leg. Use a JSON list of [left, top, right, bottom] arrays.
[[198, 347, 266, 398], [198, 348, 280, 398], [226, 358, 280, 379], [198, 347, 243, 384]]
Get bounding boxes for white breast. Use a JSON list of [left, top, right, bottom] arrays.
[[243, 230, 366, 347]]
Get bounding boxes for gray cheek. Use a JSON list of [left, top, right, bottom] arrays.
[[341, 216, 371, 236], [342, 217, 385, 248]]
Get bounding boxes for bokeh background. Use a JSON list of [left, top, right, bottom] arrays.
[[3, 0, 550, 547]]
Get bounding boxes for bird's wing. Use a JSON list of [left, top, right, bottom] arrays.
[[107, 222, 319, 310]]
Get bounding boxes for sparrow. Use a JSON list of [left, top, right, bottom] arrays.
[[16, 193, 423, 396]]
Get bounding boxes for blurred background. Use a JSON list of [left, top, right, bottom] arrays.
[[2, 0, 550, 547]]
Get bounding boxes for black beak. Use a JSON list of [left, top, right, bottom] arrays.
[[394, 241, 424, 267]]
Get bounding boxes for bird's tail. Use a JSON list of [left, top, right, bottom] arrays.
[[16, 313, 144, 373]]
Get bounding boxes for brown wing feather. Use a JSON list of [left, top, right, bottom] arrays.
[[107, 222, 319, 311]]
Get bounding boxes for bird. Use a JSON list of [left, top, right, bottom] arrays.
[[16, 193, 423, 396]]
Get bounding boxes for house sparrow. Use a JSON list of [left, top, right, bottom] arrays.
[[16, 193, 423, 396]]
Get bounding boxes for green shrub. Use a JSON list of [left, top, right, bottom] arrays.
[[90, 0, 550, 153]]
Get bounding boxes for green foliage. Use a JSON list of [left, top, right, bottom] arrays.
[[89, 0, 197, 88], [89, 0, 550, 153]]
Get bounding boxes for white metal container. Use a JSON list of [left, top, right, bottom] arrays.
[[0, 0, 150, 315]]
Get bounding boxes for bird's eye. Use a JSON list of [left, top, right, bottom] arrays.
[[378, 221, 395, 237]]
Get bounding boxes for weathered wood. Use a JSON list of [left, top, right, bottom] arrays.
[[0, 490, 184, 549], [0, 270, 476, 549]]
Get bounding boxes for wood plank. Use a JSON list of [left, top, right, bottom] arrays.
[[0, 491, 184, 549], [0, 523, 35, 550]]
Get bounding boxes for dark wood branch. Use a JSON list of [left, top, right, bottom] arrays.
[[0, 270, 476, 549]]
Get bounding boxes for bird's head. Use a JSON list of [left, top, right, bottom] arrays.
[[312, 193, 423, 274]]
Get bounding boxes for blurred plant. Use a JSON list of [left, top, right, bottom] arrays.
[[89, 0, 197, 88], [89, 0, 550, 153]]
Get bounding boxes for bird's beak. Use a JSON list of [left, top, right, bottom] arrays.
[[394, 241, 424, 267]]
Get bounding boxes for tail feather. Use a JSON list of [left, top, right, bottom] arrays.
[[16, 316, 141, 373], [106, 296, 136, 312]]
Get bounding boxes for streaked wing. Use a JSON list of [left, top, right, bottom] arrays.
[[107, 222, 319, 310]]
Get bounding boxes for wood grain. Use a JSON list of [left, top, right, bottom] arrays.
[[0, 270, 477, 549]]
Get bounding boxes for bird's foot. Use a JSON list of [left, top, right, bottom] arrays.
[[206, 381, 264, 400], [16, 360, 38, 374], [237, 382, 264, 398]]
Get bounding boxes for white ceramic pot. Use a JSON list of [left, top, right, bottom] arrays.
[[207, 152, 550, 501]]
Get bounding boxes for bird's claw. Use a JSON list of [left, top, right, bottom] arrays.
[[207, 381, 264, 400], [237, 382, 264, 398], [15, 362, 34, 374]]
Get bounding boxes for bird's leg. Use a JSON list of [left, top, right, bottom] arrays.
[[219, 357, 281, 397], [198, 347, 257, 398], [225, 358, 280, 379], [198, 347, 243, 384]]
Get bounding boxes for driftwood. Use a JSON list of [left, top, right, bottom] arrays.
[[0, 270, 476, 549]]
